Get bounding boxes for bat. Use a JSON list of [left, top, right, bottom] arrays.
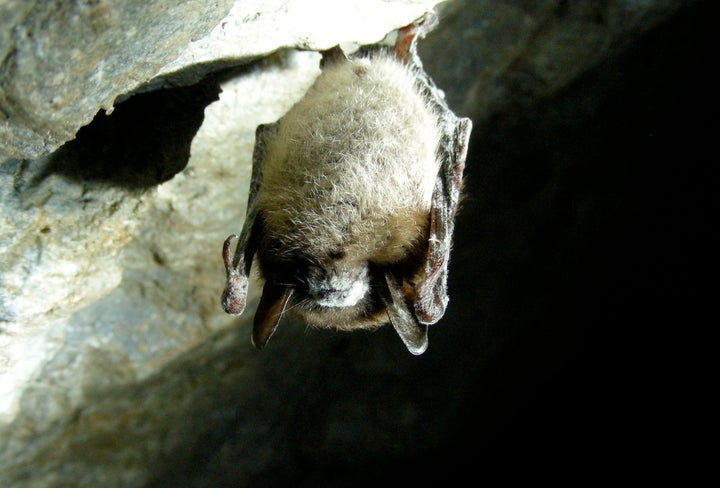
[[221, 13, 472, 355]]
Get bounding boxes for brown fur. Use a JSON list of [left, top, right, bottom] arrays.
[[252, 53, 442, 331]]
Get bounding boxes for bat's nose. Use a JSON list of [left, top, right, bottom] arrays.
[[308, 275, 368, 308]]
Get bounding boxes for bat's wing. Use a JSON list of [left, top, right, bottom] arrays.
[[383, 13, 472, 352], [414, 117, 471, 324], [385, 116, 470, 354], [221, 123, 278, 315]]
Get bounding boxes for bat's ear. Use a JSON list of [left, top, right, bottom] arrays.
[[252, 282, 293, 349], [414, 117, 472, 325], [383, 273, 429, 355]]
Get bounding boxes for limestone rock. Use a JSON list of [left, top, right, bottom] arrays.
[[0, 0, 235, 160], [0, 0, 442, 160]]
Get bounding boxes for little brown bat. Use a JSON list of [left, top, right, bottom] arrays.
[[222, 13, 472, 354]]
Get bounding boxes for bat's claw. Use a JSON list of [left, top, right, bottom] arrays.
[[320, 45, 347, 68], [394, 11, 439, 62], [222, 234, 238, 270]]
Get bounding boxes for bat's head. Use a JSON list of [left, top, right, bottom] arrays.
[[252, 208, 431, 345]]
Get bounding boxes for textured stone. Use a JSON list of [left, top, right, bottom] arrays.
[[0, 0, 441, 160], [0, 0, 236, 160]]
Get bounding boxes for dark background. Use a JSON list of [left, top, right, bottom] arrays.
[[293, 2, 714, 482], [431, 1, 712, 476]]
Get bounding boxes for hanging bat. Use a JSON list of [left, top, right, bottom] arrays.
[[221, 13, 472, 355]]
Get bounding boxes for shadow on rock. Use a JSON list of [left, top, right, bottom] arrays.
[[35, 80, 222, 189]]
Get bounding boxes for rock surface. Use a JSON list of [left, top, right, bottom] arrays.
[[0, 0, 441, 160], [1, 0, 712, 485]]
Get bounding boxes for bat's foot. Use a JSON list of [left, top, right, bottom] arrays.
[[320, 45, 347, 68], [394, 11, 439, 62], [221, 234, 249, 315]]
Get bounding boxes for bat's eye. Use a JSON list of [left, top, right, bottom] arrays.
[[328, 250, 346, 260]]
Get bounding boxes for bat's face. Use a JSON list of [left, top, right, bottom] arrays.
[[258, 248, 381, 329], [254, 211, 429, 331]]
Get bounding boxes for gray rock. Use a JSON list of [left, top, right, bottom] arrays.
[[0, 0, 235, 160], [0, 0, 441, 160]]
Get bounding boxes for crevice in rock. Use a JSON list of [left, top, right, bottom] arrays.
[[31, 79, 223, 190]]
